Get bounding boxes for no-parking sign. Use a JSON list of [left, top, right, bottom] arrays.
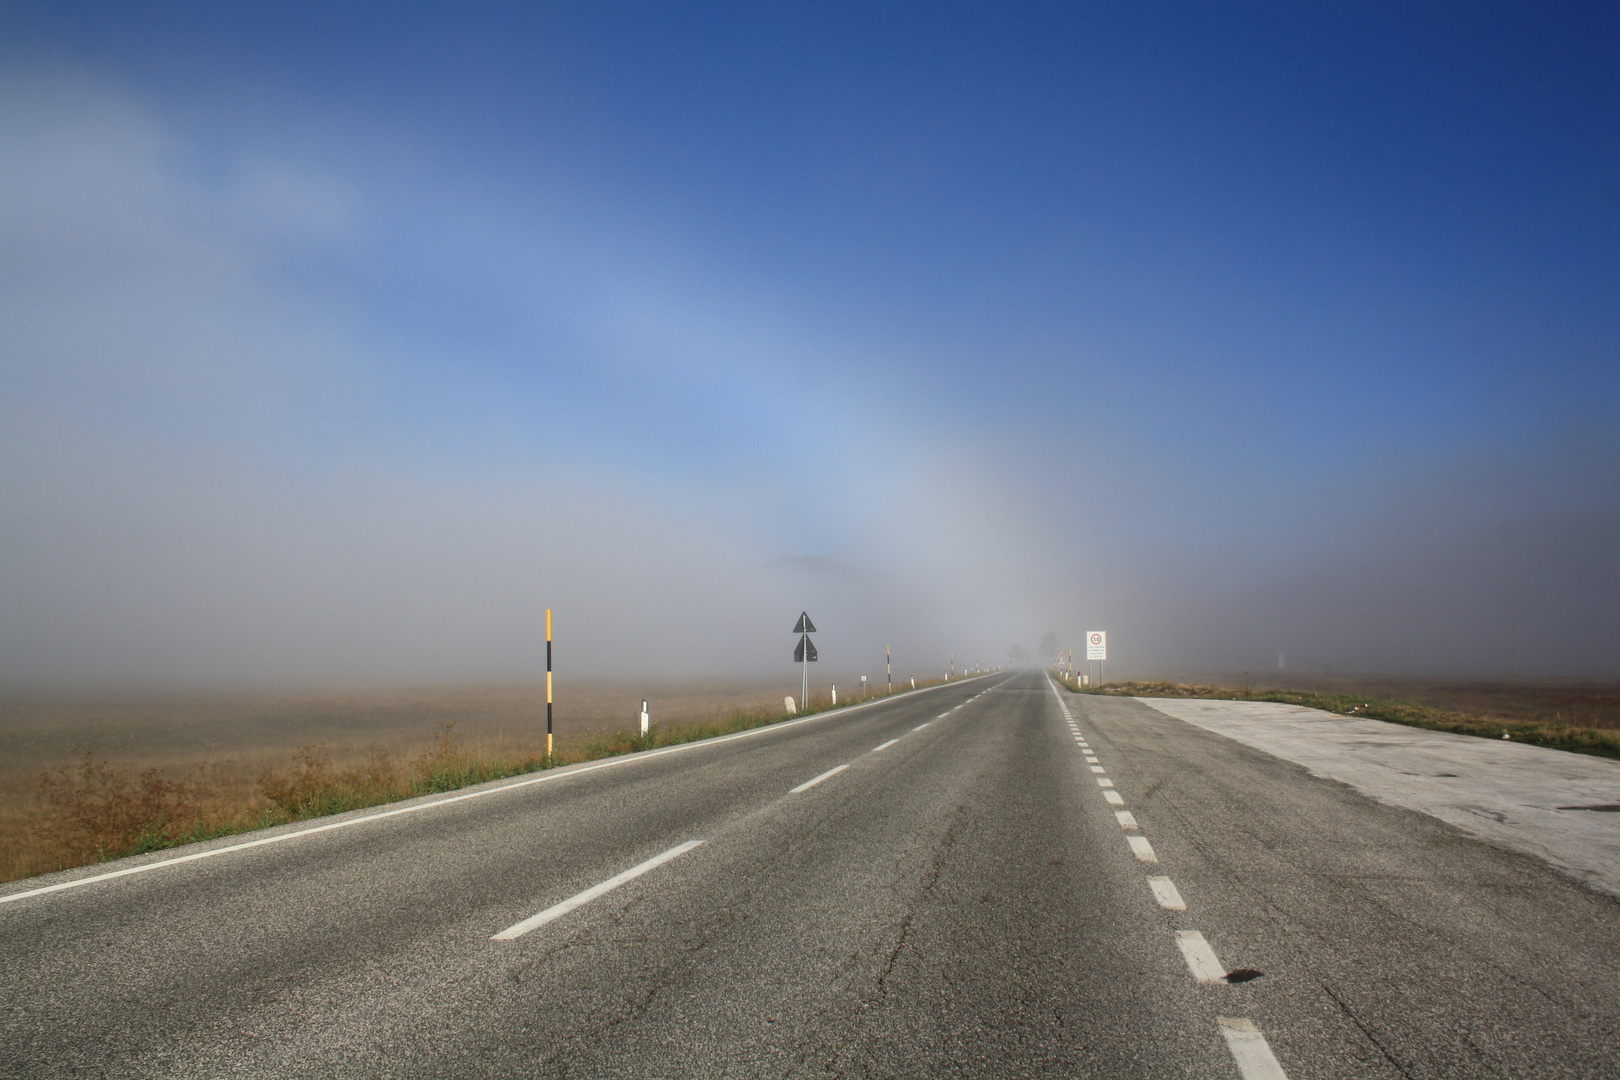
[[1086, 631, 1107, 661]]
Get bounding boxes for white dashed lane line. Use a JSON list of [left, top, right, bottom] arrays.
[[1175, 930, 1228, 984], [790, 763, 849, 793], [1044, 676, 1289, 1076], [871, 739, 899, 752], [492, 840, 704, 940], [1219, 1017, 1290, 1080], [1148, 876, 1187, 911]]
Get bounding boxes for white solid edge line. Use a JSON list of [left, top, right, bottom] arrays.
[[790, 763, 850, 793], [1128, 835, 1159, 862], [1103, 790, 1125, 805], [872, 739, 899, 752], [1218, 1017, 1290, 1079], [2, 672, 1003, 907], [1176, 930, 1228, 984], [1147, 875, 1186, 910], [492, 840, 703, 940]]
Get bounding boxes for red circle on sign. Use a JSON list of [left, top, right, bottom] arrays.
[[1090, 633, 1102, 644]]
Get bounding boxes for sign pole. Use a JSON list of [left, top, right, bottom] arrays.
[[792, 611, 817, 711], [546, 608, 553, 759]]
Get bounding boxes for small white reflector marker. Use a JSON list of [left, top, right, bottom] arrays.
[[1148, 876, 1186, 910], [493, 840, 703, 940], [1218, 1017, 1290, 1079], [1128, 835, 1158, 862], [1175, 930, 1227, 984]]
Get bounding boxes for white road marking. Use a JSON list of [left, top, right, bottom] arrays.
[[1090, 765, 1107, 774], [1218, 1017, 1290, 1079], [872, 739, 899, 752], [1086, 756, 1100, 763], [913, 723, 931, 730], [790, 763, 850, 793], [1128, 835, 1159, 862], [492, 840, 703, 940], [1097, 778, 1115, 788], [937, 713, 950, 719], [1103, 790, 1125, 806], [1115, 810, 1139, 829], [1, 674, 1008, 908], [1175, 930, 1227, 983], [1147, 876, 1186, 910]]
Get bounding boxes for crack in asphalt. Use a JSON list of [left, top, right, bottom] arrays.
[[1317, 977, 1418, 1080]]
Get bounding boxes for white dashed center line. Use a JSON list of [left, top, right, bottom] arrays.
[[1103, 790, 1125, 806], [492, 840, 704, 940], [1090, 765, 1107, 774], [790, 763, 849, 793], [1097, 777, 1115, 788], [1127, 835, 1159, 862], [1115, 810, 1139, 829], [871, 739, 899, 752], [913, 722, 931, 730]]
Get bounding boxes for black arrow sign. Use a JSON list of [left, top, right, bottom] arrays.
[[793, 634, 818, 662]]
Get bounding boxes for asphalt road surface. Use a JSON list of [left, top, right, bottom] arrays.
[[4, 670, 1618, 1078]]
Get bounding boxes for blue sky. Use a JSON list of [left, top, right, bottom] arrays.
[[2, 3, 1617, 683]]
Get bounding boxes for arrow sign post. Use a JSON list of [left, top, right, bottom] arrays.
[[793, 611, 817, 711]]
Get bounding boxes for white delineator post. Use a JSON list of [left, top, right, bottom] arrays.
[[640, 700, 649, 738]]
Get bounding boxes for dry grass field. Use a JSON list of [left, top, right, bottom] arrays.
[[0, 673, 917, 884]]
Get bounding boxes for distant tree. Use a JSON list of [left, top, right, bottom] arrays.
[[1038, 631, 1060, 660], [1007, 642, 1026, 663]]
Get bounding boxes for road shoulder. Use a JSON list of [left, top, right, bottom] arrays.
[[1132, 696, 1620, 897]]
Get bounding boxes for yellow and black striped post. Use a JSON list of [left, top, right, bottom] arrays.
[[546, 608, 553, 759]]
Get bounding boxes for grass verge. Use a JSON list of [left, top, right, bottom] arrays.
[[1054, 674, 1620, 762], [13, 679, 955, 885]]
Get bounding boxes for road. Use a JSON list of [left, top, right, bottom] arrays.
[[3, 670, 1618, 1078]]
